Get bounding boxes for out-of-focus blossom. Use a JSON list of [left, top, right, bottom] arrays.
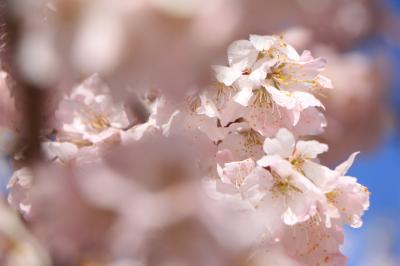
[[17, 151, 256, 265], [317, 48, 391, 163], [26, 164, 117, 264], [6, 166, 32, 216], [0, 200, 50, 266], [249, 246, 300, 266], [17, 32, 61, 87]]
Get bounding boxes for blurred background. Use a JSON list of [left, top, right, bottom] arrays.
[[0, 0, 399, 265]]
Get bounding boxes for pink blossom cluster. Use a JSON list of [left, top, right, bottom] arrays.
[[191, 35, 370, 265], [5, 35, 370, 266]]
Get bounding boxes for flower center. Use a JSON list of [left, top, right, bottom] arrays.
[[240, 129, 263, 147], [266, 63, 291, 89], [326, 191, 339, 204], [90, 116, 110, 130], [186, 95, 201, 113], [290, 156, 306, 171], [270, 170, 303, 195], [252, 88, 273, 108]]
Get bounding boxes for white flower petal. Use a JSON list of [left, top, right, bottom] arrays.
[[278, 42, 300, 61], [302, 161, 338, 192], [249, 35, 276, 51], [263, 128, 295, 158], [264, 85, 296, 109], [42, 141, 79, 161], [233, 80, 254, 106], [316, 75, 333, 89], [296, 140, 328, 159], [227, 40, 258, 66], [292, 91, 325, 110], [197, 94, 220, 118], [213, 65, 242, 86], [282, 207, 298, 225], [335, 152, 360, 176]]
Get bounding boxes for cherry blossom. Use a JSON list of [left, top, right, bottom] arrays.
[[55, 74, 132, 145], [256, 155, 323, 228], [3, 32, 371, 266], [213, 158, 268, 207], [213, 35, 330, 126], [259, 128, 338, 191], [281, 216, 347, 266], [7, 167, 33, 216], [323, 152, 370, 228]]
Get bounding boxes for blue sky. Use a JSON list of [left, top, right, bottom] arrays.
[[344, 0, 400, 264]]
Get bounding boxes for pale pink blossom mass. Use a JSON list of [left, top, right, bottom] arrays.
[[4, 34, 370, 265]]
